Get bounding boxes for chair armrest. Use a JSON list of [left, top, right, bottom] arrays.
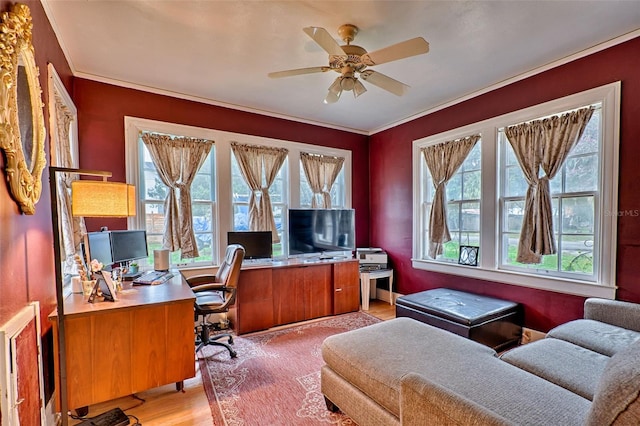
[[584, 298, 640, 332], [400, 373, 511, 426], [191, 283, 227, 293], [186, 274, 220, 287]]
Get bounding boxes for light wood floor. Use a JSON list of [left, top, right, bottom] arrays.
[[67, 299, 396, 425]]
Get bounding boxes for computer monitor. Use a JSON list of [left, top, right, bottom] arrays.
[[110, 230, 148, 264], [86, 231, 114, 266], [227, 231, 273, 259]]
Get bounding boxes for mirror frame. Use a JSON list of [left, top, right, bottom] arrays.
[[0, 4, 46, 214]]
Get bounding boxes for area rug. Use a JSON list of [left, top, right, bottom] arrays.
[[198, 312, 381, 425]]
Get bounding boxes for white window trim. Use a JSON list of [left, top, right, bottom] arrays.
[[48, 64, 79, 168], [48, 64, 79, 298], [125, 116, 352, 265], [412, 82, 620, 299]]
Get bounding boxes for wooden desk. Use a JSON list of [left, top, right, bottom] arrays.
[[49, 274, 195, 412]]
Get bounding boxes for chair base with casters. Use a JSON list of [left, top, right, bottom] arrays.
[[194, 314, 236, 358]]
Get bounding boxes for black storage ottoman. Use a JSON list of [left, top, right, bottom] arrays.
[[395, 288, 522, 351]]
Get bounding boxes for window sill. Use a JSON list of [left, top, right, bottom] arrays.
[[411, 258, 616, 299]]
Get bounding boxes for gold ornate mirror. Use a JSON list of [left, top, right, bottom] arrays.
[[0, 4, 46, 214]]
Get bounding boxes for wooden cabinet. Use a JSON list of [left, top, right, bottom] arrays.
[[232, 268, 274, 335], [333, 261, 361, 315], [303, 264, 333, 319], [50, 276, 195, 411], [234, 259, 359, 334], [273, 267, 305, 325]]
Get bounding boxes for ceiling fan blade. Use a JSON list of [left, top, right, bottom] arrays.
[[361, 37, 429, 66], [268, 66, 331, 78], [303, 27, 346, 56], [359, 70, 409, 96]]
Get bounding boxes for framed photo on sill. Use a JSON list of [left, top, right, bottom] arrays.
[[458, 246, 479, 266], [87, 271, 118, 303]]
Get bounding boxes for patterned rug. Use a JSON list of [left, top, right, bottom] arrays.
[[198, 312, 381, 425]]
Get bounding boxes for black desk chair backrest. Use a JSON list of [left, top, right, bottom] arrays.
[[187, 244, 245, 357]]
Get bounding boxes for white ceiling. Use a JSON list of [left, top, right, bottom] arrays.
[[42, 1, 640, 134]]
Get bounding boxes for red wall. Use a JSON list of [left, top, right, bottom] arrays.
[[73, 79, 371, 244], [0, 0, 74, 404], [0, 0, 72, 333], [369, 36, 640, 332]]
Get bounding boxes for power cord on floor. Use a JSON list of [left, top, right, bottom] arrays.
[[127, 414, 141, 426], [67, 394, 146, 425]]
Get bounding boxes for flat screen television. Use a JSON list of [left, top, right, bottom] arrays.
[[288, 209, 355, 256], [227, 231, 273, 259], [110, 230, 149, 264]]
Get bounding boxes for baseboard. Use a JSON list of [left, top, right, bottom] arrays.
[[375, 288, 402, 305]]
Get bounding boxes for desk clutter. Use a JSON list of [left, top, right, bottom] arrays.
[[133, 270, 174, 285]]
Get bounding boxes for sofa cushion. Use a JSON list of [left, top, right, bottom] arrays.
[[547, 319, 640, 356], [321, 317, 497, 417], [586, 339, 640, 425], [400, 368, 590, 426], [500, 338, 609, 400]]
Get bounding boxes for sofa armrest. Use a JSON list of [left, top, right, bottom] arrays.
[[400, 373, 511, 426], [584, 298, 640, 332]]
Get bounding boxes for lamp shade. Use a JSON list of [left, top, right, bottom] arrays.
[[71, 181, 136, 217]]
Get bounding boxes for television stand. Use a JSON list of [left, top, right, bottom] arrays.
[[229, 258, 360, 334]]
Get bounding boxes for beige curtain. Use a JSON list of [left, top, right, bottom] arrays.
[[300, 152, 345, 208], [142, 133, 213, 258], [231, 142, 288, 243], [421, 135, 480, 258], [505, 106, 594, 263], [53, 94, 85, 275]]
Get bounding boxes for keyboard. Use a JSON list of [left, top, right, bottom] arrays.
[[133, 270, 174, 285], [77, 407, 130, 425]]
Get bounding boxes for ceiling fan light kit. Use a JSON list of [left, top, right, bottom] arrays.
[[269, 24, 429, 104]]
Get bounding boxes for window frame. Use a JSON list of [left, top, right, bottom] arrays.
[[412, 82, 620, 299], [48, 64, 79, 297], [419, 140, 482, 262], [125, 117, 352, 267]]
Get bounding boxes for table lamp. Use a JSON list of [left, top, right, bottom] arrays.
[[49, 167, 135, 425]]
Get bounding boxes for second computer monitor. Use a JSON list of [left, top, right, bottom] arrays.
[[227, 231, 272, 260]]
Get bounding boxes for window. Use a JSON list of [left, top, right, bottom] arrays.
[[300, 165, 346, 208], [499, 109, 600, 280], [126, 117, 352, 267], [138, 133, 216, 267], [420, 142, 481, 262], [412, 82, 620, 299], [231, 153, 288, 257], [48, 64, 79, 296]]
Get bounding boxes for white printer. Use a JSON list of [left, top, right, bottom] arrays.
[[356, 248, 388, 271]]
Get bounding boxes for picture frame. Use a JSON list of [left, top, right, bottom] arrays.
[[458, 245, 479, 266], [87, 271, 117, 303]]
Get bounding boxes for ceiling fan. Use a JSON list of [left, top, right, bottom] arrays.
[[268, 24, 429, 104]]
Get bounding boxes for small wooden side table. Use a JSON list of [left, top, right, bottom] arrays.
[[359, 269, 393, 310]]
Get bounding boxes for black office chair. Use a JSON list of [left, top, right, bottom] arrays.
[[187, 244, 244, 358]]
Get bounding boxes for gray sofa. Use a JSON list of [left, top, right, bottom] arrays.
[[321, 298, 640, 425]]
